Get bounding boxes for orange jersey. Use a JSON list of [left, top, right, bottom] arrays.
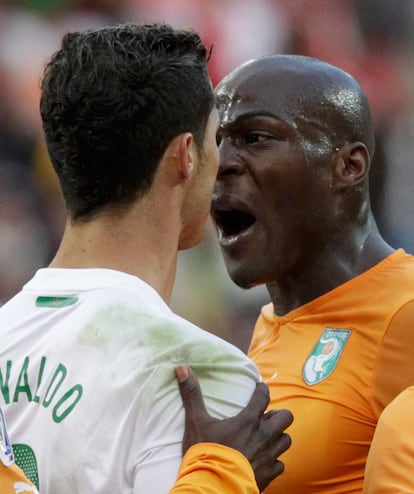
[[363, 386, 414, 494], [0, 406, 39, 493], [249, 249, 414, 494], [170, 443, 258, 494], [1, 462, 39, 493]]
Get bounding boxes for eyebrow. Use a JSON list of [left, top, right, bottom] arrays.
[[220, 110, 286, 129]]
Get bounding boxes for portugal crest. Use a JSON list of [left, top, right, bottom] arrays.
[[303, 329, 351, 385]]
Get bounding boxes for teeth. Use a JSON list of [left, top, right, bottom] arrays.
[[215, 210, 255, 237]]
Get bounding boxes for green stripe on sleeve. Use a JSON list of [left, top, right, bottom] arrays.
[[35, 296, 78, 308]]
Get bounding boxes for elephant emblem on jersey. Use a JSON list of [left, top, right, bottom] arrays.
[[303, 329, 351, 385]]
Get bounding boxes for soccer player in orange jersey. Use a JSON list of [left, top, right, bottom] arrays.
[[211, 54, 414, 493]]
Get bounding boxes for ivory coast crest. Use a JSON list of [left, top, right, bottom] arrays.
[[303, 329, 351, 385]]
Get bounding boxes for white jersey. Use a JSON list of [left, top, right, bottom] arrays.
[[0, 268, 260, 493]]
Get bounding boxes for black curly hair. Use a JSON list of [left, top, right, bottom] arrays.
[[40, 23, 214, 221]]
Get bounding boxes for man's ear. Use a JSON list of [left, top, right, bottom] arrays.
[[178, 132, 195, 180], [333, 142, 370, 190]]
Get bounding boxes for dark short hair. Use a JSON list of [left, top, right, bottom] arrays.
[[40, 23, 214, 220]]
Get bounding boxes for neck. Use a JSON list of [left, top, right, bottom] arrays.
[[267, 213, 395, 316], [50, 200, 181, 303]]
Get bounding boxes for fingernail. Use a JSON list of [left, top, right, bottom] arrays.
[[176, 365, 189, 382]]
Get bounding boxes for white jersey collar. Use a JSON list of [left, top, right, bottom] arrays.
[[23, 268, 170, 312]]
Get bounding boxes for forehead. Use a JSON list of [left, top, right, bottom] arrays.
[[214, 60, 354, 143], [215, 62, 312, 126]]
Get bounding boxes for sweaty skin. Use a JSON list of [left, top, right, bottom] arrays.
[[213, 55, 386, 314]]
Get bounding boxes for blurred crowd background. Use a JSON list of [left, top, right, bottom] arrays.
[[1, 0, 414, 351]]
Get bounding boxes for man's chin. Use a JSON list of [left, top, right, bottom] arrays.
[[225, 264, 259, 290]]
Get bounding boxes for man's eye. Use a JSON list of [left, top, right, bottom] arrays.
[[245, 133, 270, 144]]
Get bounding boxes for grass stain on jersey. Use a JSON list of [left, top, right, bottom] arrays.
[[77, 305, 229, 374], [75, 305, 257, 419]]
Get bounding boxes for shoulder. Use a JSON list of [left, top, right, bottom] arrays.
[[79, 292, 260, 382], [388, 248, 414, 275]]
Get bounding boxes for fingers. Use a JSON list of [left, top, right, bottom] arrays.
[[265, 409, 294, 434], [252, 432, 291, 492], [251, 410, 292, 460], [175, 365, 208, 418], [238, 381, 270, 420], [273, 432, 292, 458], [256, 459, 286, 492]]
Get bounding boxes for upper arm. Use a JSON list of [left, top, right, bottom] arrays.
[[363, 387, 414, 494], [131, 340, 259, 493], [372, 301, 414, 415]]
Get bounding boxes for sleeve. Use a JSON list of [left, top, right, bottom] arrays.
[[372, 300, 414, 416], [363, 387, 414, 494], [130, 327, 261, 494], [169, 443, 259, 494]]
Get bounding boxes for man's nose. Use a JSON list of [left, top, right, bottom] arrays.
[[217, 140, 245, 178]]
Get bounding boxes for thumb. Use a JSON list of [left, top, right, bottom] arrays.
[[176, 365, 208, 418], [176, 365, 210, 455]]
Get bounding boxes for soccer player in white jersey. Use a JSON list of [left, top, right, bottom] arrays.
[[0, 23, 292, 494]]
